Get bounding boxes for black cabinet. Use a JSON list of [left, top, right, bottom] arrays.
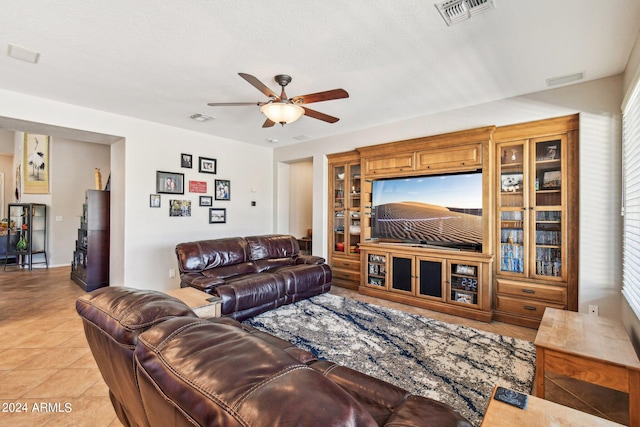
[[71, 190, 109, 291], [4, 203, 48, 271]]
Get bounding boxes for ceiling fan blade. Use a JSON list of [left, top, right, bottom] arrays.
[[262, 118, 276, 128], [207, 102, 261, 106], [238, 73, 279, 99], [292, 89, 349, 105], [302, 107, 340, 123]]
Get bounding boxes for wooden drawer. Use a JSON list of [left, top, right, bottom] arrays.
[[415, 144, 481, 172], [364, 153, 414, 176], [497, 279, 566, 304], [332, 257, 360, 272], [332, 267, 360, 283], [496, 295, 565, 319]]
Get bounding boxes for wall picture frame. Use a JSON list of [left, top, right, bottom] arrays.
[[169, 199, 191, 217], [541, 169, 561, 189], [209, 208, 226, 223], [156, 171, 184, 194], [181, 153, 193, 168], [199, 196, 213, 206], [215, 179, 230, 201], [149, 194, 161, 208], [23, 133, 50, 194], [198, 157, 217, 174]]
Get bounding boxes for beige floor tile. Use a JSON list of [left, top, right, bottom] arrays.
[[23, 368, 101, 399], [0, 369, 57, 398], [0, 348, 48, 370], [0, 399, 57, 427]]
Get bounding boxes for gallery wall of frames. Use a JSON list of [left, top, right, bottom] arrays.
[[150, 154, 230, 224]]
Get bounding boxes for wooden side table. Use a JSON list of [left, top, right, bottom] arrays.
[[164, 287, 222, 318], [534, 308, 640, 427], [481, 386, 625, 426]]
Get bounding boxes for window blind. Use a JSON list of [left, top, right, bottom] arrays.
[[622, 77, 640, 320]]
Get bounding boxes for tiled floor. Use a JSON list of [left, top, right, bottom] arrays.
[[0, 267, 629, 426]]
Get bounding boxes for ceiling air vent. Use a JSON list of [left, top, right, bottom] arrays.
[[435, 0, 496, 26]]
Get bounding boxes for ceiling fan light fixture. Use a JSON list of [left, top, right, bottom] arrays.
[[260, 102, 304, 125]]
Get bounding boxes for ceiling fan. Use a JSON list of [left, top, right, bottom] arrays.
[[207, 73, 349, 128]]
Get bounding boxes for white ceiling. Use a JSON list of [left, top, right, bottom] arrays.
[[1, 0, 639, 147]]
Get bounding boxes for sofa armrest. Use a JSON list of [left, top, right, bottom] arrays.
[[295, 255, 326, 265], [384, 395, 472, 427], [179, 273, 225, 294]]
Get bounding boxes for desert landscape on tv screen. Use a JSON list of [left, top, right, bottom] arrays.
[[372, 174, 482, 246]]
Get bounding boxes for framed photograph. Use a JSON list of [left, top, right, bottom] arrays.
[[215, 179, 230, 201], [455, 264, 476, 276], [501, 173, 523, 193], [169, 199, 191, 217], [156, 171, 184, 194], [209, 207, 226, 224], [199, 196, 213, 206], [198, 156, 217, 174], [181, 153, 193, 168], [23, 133, 50, 194], [149, 194, 161, 208], [544, 145, 558, 160], [541, 169, 561, 189]]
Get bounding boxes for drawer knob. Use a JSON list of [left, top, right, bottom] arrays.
[[524, 305, 537, 311], [342, 262, 350, 266], [522, 289, 535, 294]]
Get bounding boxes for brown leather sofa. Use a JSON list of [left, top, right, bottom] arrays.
[[77, 287, 472, 427], [175, 234, 331, 320]]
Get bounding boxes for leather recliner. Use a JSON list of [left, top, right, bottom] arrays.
[[77, 287, 472, 427], [175, 234, 332, 320]]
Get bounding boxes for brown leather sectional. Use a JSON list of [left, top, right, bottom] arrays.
[[76, 287, 472, 427], [175, 234, 331, 320]]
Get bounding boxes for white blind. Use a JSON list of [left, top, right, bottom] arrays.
[[622, 78, 640, 320]]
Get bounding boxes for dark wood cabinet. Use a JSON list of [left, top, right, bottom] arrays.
[[71, 190, 110, 291]]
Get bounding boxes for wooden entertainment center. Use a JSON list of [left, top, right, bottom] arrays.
[[328, 115, 579, 327]]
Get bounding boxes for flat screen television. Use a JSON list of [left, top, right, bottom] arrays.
[[371, 170, 483, 251]]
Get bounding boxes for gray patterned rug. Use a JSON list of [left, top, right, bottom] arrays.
[[245, 293, 535, 426]]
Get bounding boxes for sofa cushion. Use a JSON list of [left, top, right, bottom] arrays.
[[254, 257, 295, 272], [134, 317, 378, 427], [274, 263, 333, 295], [246, 234, 299, 261], [201, 261, 257, 279], [175, 237, 249, 273], [215, 273, 287, 319]]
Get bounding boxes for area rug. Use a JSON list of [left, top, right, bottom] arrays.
[[245, 293, 536, 427]]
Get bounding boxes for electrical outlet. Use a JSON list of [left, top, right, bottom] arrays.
[[169, 269, 176, 278], [589, 305, 599, 316]]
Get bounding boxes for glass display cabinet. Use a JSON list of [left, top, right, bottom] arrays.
[[5, 203, 47, 271]]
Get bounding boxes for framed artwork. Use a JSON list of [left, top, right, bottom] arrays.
[[169, 199, 191, 217], [209, 208, 226, 224], [149, 194, 161, 208], [23, 133, 50, 194], [199, 196, 213, 206], [215, 179, 230, 201], [501, 173, 523, 193], [189, 180, 207, 193], [198, 156, 217, 174], [156, 171, 184, 194], [181, 153, 193, 168], [541, 169, 561, 189]]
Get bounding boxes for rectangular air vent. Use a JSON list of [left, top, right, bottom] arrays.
[[435, 0, 495, 26]]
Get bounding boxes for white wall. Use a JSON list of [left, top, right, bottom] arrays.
[[288, 159, 313, 239], [0, 89, 274, 291], [275, 75, 624, 320]]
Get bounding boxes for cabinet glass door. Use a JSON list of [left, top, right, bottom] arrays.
[[498, 142, 527, 277], [333, 165, 346, 253], [449, 262, 480, 307], [532, 137, 565, 280], [366, 253, 387, 288], [347, 163, 361, 255]]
